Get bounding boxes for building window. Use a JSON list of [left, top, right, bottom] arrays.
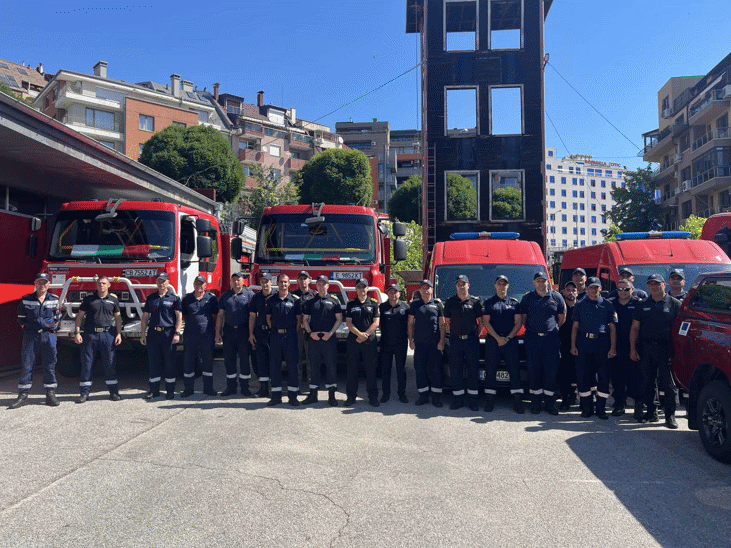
[[197, 110, 209, 124], [85, 108, 116, 131], [562, 239, 568, 247], [549, 226, 555, 233], [572, 215, 577, 222], [561, 190, 566, 197], [579, 178, 584, 186], [581, 240, 585, 246], [562, 227, 567, 234], [445, 87, 478, 136], [561, 177, 566, 184], [561, 214, 567, 222], [98, 140, 115, 150], [550, 239, 556, 246], [572, 190, 577, 198], [591, 204, 596, 211], [573, 227, 578, 235], [445, 0, 478, 51], [138, 143, 145, 156], [549, 176, 555, 183], [549, 188, 555, 196], [569, 167, 574, 173], [590, 179, 596, 187], [445, 171, 479, 221], [572, 203, 577, 210], [601, 192, 606, 200], [549, 201, 555, 208], [489, 170, 524, 221], [591, 191, 596, 199], [270, 144, 281, 157], [579, 203, 585, 210], [605, 170, 612, 176], [549, 214, 555, 221], [548, 150, 554, 156], [172, 121, 186, 128], [591, 228, 597, 235], [580, 215, 585, 222], [580, 228, 585, 235], [243, 165, 250, 176], [546, 164, 551, 170], [591, 216, 597, 223], [572, 178, 577, 185], [347, 141, 373, 151], [561, 202, 567, 209], [601, 180, 606, 187], [139, 115, 154, 132], [579, 191, 584, 198], [270, 168, 281, 181], [489, 86, 522, 135], [602, 216, 607, 223], [489, 0, 522, 49]]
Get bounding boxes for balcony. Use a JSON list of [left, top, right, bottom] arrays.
[[288, 157, 306, 171], [61, 112, 123, 140], [690, 165, 731, 193], [241, 122, 264, 137], [239, 149, 262, 162], [652, 153, 682, 181], [642, 126, 673, 162], [691, 127, 731, 155], [55, 84, 124, 111], [288, 132, 313, 149], [689, 87, 731, 126]]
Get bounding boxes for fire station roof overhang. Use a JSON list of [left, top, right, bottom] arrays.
[[0, 93, 219, 215]]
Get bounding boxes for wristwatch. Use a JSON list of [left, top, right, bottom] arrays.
[[176, 331, 183, 336]]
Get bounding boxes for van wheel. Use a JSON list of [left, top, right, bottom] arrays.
[[56, 344, 81, 378], [697, 381, 731, 463]]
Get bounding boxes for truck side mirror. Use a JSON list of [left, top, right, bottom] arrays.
[[196, 218, 211, 233], [231, 237, 243, 262], [197, 236, 212, 258], [27, 234, 38, 258], [392, 222, 406, 237], [393, 239, 407, 262], [29, 216, 42, 232], [233, 219, 245, 235]]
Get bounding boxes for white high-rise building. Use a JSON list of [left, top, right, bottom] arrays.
[[544, 147, 625, 254]]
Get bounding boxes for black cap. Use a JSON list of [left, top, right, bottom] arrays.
[[619, 267, 634, 276], [572, 268, 587, 276], [419, 279, 433, 288], [194, 275, 206, 283], [587, 277, 601, 288], [533, 271, 548, 281], [564, 281, 577, 289], [455, 274, 469, 284], [356, 277, 369, 288], [647, 273, 665, 283], [387, 283, 401, 292], [316, 274, 329, 283], [35, 273, 50, 282], [157, 272, 169, 281], [669, 269, 685, 279], [260, 272, 273, 281], [298, 270, 311, 279], [230, 271, 244, 279], [495, 275, 509, 283]]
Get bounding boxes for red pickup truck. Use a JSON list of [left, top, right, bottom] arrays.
[[672, 271, 731, 463]]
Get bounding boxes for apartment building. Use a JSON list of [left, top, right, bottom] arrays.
[[0, 59, 49, 100], [642, 52, 731, 228], [33, 61, 230, 160], [216, 89, 344, 189], [544, 147, 623, 253]]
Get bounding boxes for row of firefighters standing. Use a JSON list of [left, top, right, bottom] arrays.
[[9, 267, 683, 428]]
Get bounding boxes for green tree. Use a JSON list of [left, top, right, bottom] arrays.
[[390, 220, 423, 285], [245, 163, 298, 224], [138, 125, 245, 203], [491, 187, 522, 219], [298, 148, 372, 206], [388, 174, 421, 223], [446, 173, 477, 220], [603, 224, 622, 242], [607, 166, 662, 232], [679, 214, 707, 239], [0, 84, 34, 106]]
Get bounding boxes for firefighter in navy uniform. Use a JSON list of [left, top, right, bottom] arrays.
[[73, 275, 123, 403], [248, 273, 274, 398], [9, 273, 61, 409], [379, 284, 409, 404], [558, 281, 579, 410], [301, 275, 343, 406], [570, 277, 617, 419], [216, 271, 254, 397], [292, 270, 317, 393], [607, 268, 648, 300], [630, 274, 682, 428], [140, 273, 182, 400], [444, 275, 484, 412], [181, 275, 218, 397], [345, 278, 380, 406], [520, 271, 566, 415], [483, 275, 524, 414], [266, 273, 301, 406], [667, 269, 687, 301], [408, 280, 446, 407], [572, 268, 588, 301]]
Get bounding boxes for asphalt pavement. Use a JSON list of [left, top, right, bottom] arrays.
[[1, 356, 730, 548]]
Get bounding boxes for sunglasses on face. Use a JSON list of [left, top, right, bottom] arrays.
[[617, 288, 632, 292]]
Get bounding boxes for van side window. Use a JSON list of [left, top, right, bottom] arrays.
[[598, 267, 613, 293], [180, 219, 195, 258], [692, 279, 731, 313]]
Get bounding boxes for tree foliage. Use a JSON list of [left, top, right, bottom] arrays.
[[298, 148, 372, 206], [138, 125, 245, 203], [388, 174, 421, 223], [446, 173, 477, 220], [491, 187, 522, 220], [603, 224, 622, 242], [679, 214, 707, 239], [607, 166, 662, 232], [390, 220, 423, 285]]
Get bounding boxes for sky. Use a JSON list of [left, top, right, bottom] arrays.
[[2, 0, 730, 171]]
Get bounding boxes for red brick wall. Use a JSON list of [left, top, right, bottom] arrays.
[[125, 97, 198, 160]]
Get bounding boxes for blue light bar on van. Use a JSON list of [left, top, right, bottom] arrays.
[[450, 232, 520, 240], [615, 231, 691, 240]]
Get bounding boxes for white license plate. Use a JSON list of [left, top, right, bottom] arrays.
[[59, 320, 75, 332], [122, 269, 158, 278], [496, 370, 510, 382], [331, 271, 365, 280]]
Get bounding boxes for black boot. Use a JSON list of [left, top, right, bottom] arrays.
[[328, 388, 338, 407], [467, 395, 479, 412], [432, 392, 443, 408], [46, 389, 60, 407], [288, 391, 300, 407], [219, 384, 237, 397], [545, 395, 559, 416], [530, 395, 541, 415], [8, 393, 28, 410], [645, 403, 659, 423], [484, 394, 495, 412], [665, 412, 678, 429], [513, 393, 525, 414], [415, 392, 430, 406], [634, 401, 646, 423], [255, 381, 270, 398], [559, 391, 574, 411], [595, 397, 608, 420], [450, 395, 464, 410], [267, 392, 282, 406], [580, 396, 593, 418], [109, 391, 122, 402], [240, 381, 252, 397], [302, 390, 318, 405]]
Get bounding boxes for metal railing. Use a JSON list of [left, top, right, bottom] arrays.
[[691, 166, 731, 188], [690, 88, 726, 118]]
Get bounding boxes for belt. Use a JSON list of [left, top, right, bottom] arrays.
[[153, 326, 171, 332], [582, 332, 607, 339], [276, 328, 290, 334], [91, 326, 113, 332], [455, 334, 476, 340], [531, 332, 548, 337], [32, 328, 55, 333]]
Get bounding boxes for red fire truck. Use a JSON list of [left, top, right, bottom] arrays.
[[42, 198, 251, 373]]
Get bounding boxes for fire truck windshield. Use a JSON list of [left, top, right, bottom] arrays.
[[434, 264, 543, 302], [49, 210, 176, 261], [256, 213, 376, 265]]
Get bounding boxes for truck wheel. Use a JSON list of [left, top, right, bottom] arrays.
[[697, 380, 731, 463], [56, 344, 81, 378]]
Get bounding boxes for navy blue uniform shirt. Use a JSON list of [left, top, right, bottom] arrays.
[[572, 296, 617, 335], [250, 290, 273, 330], [520, 290, 566, 333], [608, 295, 641, 349], [484, 295, 521, 337], [303, 294, 342, 333], [218, 288, 254, 327], [79, 292, 120, 329], [182, 291, 218, 335], [608, 287, 648, 300], [379, 300, 409, 346], [265, 293, 300, 329], [17, 292, 60, 332], [408, 298, 443, 344], [444, 295, 483, 337], [345, 297, 379, 337], [631, 294, 681, 341], [143, 290, 182, 328]]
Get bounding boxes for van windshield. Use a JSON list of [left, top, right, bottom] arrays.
[[621, 263, 731, 286], [434, 264, 542, 302]]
